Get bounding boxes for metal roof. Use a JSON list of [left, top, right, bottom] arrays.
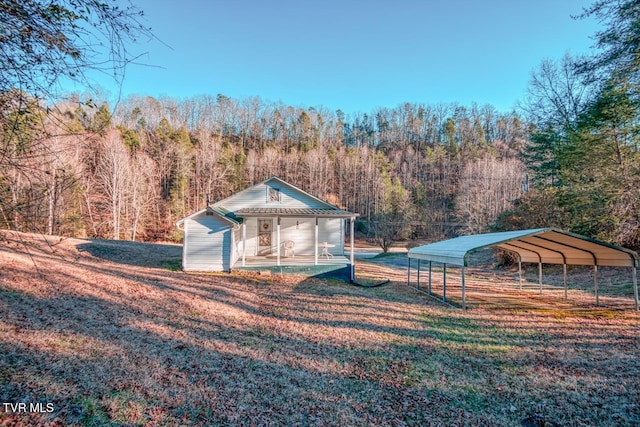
[[174, 206, 239, 228], [235, 207, 357, 218], [408, 228, 639, 268]]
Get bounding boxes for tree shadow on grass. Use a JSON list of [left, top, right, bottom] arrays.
[[76, 239, 182, 269], [0, 275, 469, 426], [2, 251, 640, 426]]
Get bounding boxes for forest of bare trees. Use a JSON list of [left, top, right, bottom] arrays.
[[0, 93, 528, 247]]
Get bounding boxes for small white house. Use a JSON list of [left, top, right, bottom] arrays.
[[175, 177, 358, 279]]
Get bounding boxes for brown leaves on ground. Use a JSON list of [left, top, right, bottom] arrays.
[[0, 231, 639, 426]]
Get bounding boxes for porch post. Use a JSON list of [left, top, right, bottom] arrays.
[[350, 217, 355, 282], [428, 260, 432, 295], [314, 217, 319, 265], [633, 266, 638, 311], [276, 216, 281, 267], [417, 260, 421, 290], [241, 222, 246, 267]]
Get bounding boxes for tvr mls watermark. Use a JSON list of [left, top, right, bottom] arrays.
[[2, 402, 54, 413]]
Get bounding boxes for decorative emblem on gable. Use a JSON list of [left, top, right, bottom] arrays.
[[268, 187, 281, 203]]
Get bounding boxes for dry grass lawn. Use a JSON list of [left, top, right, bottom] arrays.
[[0, 231, 639, 426]]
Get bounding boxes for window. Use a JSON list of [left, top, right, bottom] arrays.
[[268, 187, 281, 203]]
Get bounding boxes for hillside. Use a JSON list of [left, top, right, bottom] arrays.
[[1, 231, 639, 426]]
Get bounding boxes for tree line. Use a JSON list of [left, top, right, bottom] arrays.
[[2, 0, 639, 250], [0, 93, 526, 247]]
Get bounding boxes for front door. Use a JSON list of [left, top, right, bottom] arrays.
[[257, 219, 272, 255]]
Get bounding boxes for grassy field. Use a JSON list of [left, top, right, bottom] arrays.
[[0, 231, 639, 426]]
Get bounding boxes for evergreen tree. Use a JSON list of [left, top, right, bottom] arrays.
[[558, 80, 640, 245], [92, 103, 112, 135], [523, 125, 563, 187]]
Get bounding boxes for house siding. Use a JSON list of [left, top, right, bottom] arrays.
[[183, 213, 232, 271], [279, 217, 312, 255], [243, 218, 259, 256], [215, 180, 330, 212], [279, 218, 343, 256], [319, 218, 344, 255]]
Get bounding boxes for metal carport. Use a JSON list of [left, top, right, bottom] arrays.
[[407, 228, 639, 310]]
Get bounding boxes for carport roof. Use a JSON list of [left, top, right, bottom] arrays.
[[408, 228, 639, 268]]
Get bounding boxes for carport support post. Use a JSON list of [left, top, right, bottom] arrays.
[[563, 264, 568, 300], [417, 260, 421, 290], [518, 257, 522, 290], [594, 265, 599, 306], [538, 262, 543, 295], [443, 263, 447, 303], [407, 257, 411, 287], [461, 266, 466, 310], [633, 266, 638, 311], [428, 261, 432, 295]]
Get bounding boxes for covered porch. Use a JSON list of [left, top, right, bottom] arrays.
[[232, 207, 358, 280], [233, 255, 352, 280], [237, 254, 351, 267]]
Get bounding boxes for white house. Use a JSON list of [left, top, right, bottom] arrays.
[[175, 177, 358, 280]]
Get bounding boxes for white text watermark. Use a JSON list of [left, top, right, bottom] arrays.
[[2, 402, 54, 413]]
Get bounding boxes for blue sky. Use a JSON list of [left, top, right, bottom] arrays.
[[77, 0, 601, 115]]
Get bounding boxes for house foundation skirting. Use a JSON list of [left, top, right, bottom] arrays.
[[233, 261, 351, 281]]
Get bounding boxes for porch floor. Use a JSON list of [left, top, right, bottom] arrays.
[[233, 255, 352, 280], [234, 254, 351, 268]]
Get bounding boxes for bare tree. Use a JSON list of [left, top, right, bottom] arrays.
[[456, 155, 524, 234], [95, 130, 129, 239], [520, 53, 594, 132], [368, 176, 414, 252], [128, 151, 157, 241], [0, 0, 150, 99]]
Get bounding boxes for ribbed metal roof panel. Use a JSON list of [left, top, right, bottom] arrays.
[[235, 207, 356, 217], [408, 228, 639, 267]]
